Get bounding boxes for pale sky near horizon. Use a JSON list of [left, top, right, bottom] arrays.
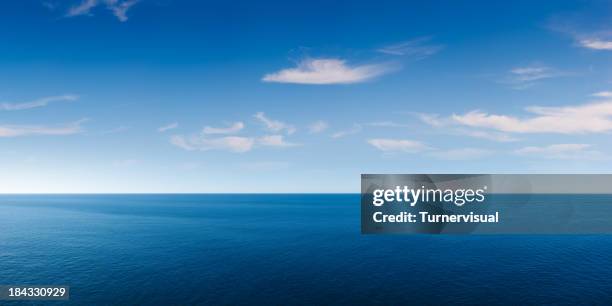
[[1, 0, 612, 193]]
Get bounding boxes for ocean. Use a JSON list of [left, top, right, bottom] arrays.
[[1, 194, 612, 305]]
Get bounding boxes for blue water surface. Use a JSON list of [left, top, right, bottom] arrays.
[[1, 194, 611, 305]]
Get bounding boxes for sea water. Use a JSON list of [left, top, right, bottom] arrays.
[[1, 194, 611, 305]]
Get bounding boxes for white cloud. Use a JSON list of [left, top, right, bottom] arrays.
[[504, 65, 566, 89], [592, 91, 612, 98], [579, 38, 612, 51], [331, 124, 362, 138], [171, 114, 301, 153], [106, 0, 138, 22], [66, 0, 97, 16], [170, 135, 254, 153], [308, 120, 328, 133], [66, 0, 138, 22], [455, 129, 518, 142], [429, 148, 492, 160], [451, 100, 612, 134], [367, 138, 428, 153], [262, 58, 394, 85], [415, 114, 518, 142], [195, 136, 254, 153], [253, 112, 295, 134], [257, 135, 300, 147], [202, 122, 244, 134], [0, 94, 78, 111], [377, 37, 444, 58], [0, 118, 88, 137], [416, 113, 445, 128], [158, 122, 178, 132], [515, 144, 606, 160], [169, 135, 194, 151]]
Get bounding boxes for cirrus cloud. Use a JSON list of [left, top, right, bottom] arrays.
[[170, 135, 255, 153], [258, 135, 300, 147], [367, 138, 429, 153], [0, 94, 78, 111], [66, 0, 139, 22], [579, 38, 612, 51], [262, 58, 395, 85], [253, 112, 295, 134], [451, 100, 612, 134], [203, 122, 244, 135], [0, 118, 88, 137], [158, 122, 178, 132]]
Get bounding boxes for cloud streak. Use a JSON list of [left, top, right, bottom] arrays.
[[254, 112, 295, 134], [203, 122, 244, 135], [579, 38, 612, 51], [331, 124, 362, 138], [258, 135, 300, 147], [503, 65, 567, 89], [0, 94, 78, 111], [66, 0, 139, 22], [367, 138, 429, 153], [0, 119, 88, 137], [451, 100, 612, 134], [170, 135, 255, 153], [377, 37, 444, 58], [308, 120, 328, 133], [262, 58, 394, 85], [158, 122, 178, 132]]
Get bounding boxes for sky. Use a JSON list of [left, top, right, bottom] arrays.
[[1, 0, 612, 193]]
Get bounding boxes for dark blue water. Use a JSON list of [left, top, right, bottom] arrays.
[[1, 194, 612, 305]]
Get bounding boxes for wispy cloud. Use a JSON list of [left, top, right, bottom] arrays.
[[377, 37, 444, 58], [515, 144, 606, 160], [415, 113, 518, 142], [170, 134, 300, 152], [106, 0, 139, 22], [451, 100, 612, 134], [171, 112, 302, 152], [579, 38, 612, 51], [331, 124, 362, 138], [0, 94, 78, 111], [367, 138, 429, 153], [262, 58, 395, 85], [170, 135, 255, 153], [592, 91, 612, 98], [503, 64, 567, 89], [0, 118, 88, 137], [66, 0, 139, 22], [308, 120, 328, 133], [547, 16, 612, 51], [253, 112, 295, 134], [66, 0, 97, 16], [258, 135, 300, 147], [454, 129, 518, 142], [202, 122, 244, 135], [158, 122, 178, 132]]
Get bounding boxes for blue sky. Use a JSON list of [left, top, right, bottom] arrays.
[[1, 0, 612, 192]]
